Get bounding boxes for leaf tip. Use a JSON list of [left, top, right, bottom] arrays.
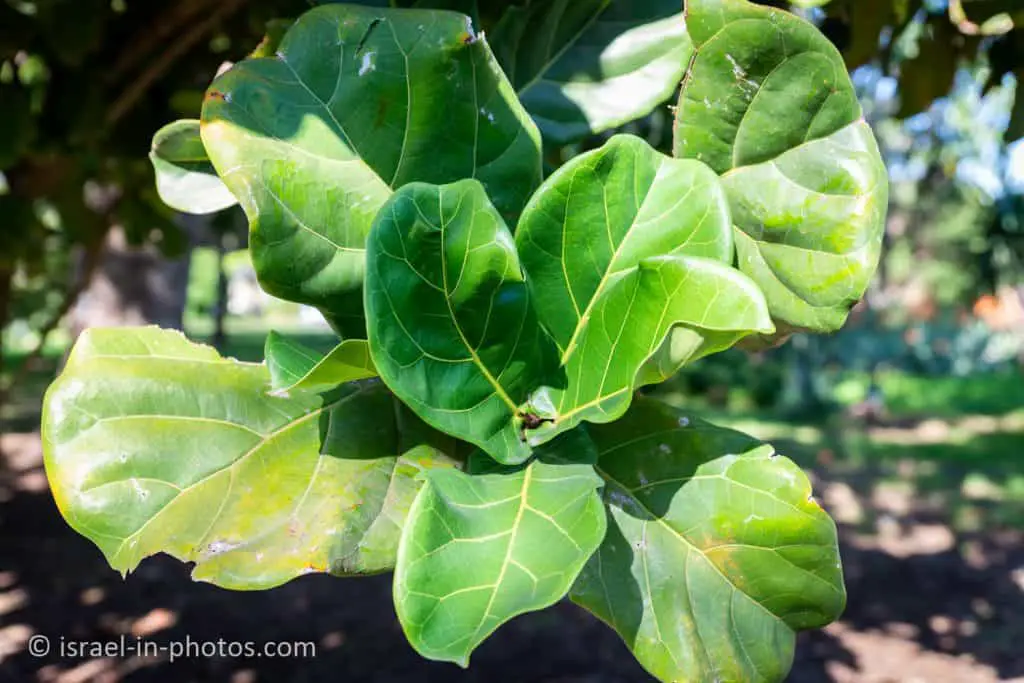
[[459, 14, 477, 45]]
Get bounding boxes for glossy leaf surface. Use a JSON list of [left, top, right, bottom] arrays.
[[673, 0, 888, 333], [201, 4, 542, 335], [517, 134, 734, 355], [365, 180, 561, 465], [527, 255, 773, 443], [265, 330, 376, 395], [573, 398, 846, 683], [516, 135, 770, 442], [394, 429, 606, 665], [492, 0, 691, 144], [43, 327, 459, 589], [149, 120, 237, 215]]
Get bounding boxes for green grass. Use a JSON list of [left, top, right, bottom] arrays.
[[656, 366, 1024, 533], [832, 370, 1024, 418]]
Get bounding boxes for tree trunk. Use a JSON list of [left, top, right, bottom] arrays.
[[70, 225, 192, 333]]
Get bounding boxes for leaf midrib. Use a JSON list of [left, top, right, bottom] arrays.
[[219, 12, 496, 227], [104, 393, 344, 563], [595, 465, 789, 630], [469, 463, 533, 649], [558, 162, 653, 363], [557, 160, 709, 366], [439, 192, 520, 414]]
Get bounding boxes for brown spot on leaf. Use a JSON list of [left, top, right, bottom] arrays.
[[521, 413, 547, 430], [374, 100, 390, 129]]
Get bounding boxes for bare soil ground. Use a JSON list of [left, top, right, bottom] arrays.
[[1, 431, 1022, 683]]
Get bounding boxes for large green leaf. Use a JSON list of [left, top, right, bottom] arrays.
[[515, 134, 771, 443], [518, 134, 734, 355], [491, 0, 691, 144], [149, 120, 238, 215], [365, 179, 562, 465], [264, 330, 376, 395], [42, 327, 460, 590], [572, 398, 846, 683], [527, 255, 773, 443], [201, 4, 543, 337], [394, 429, 607, 665], [673, 0, 888, 334]]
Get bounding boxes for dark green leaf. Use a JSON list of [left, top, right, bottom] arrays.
[[492, 0, 691, 144], [673, 0, 888, 334], [572, 397, 846, 683], [201, 4, 543, 337], [264, 330, 376, 395], [149, 120, 238, 215], [365, 180, 561, 465], [394, 428, 607, 665], [43, 327, 460, 589]]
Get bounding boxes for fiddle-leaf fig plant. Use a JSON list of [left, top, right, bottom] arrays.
[[48, 1, 888, 680]]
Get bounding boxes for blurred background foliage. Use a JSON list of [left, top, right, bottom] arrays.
[[0, 0, 1021, 415], [1, 2, 1023, 681], [0, 0, 323, 414]]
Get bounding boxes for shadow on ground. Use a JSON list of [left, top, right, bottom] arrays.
[[3, 427, 1023, 683], [1, 432, 651, 683]]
